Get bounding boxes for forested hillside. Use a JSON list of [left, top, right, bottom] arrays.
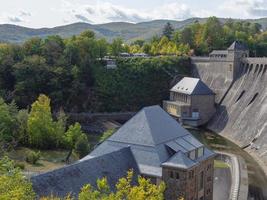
[[0, 30, 190, 112], [0, 17, 267, 43], [0, 16, 267, 113]]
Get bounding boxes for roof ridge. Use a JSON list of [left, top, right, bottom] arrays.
[[143, 108, 157, 146]]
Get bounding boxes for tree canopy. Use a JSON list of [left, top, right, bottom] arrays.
[[0, 156, 35, 200]]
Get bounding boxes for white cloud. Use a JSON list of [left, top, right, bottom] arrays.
[[58, 1, 196, 24], [219, 0, 267, 18], [20, 10, 31, 17], [75, 14, 92, 23], [8, 16, 23, 23]]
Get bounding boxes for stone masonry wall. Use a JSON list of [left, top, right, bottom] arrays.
[[162, 157, 214, 200], [191, 95, 216, 125], [191, 57, 233, 104]]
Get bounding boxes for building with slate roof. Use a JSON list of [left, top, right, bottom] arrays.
[[163, 77, 216, 126], [32, 105, 215, 200], [31, 147, 139, 198]]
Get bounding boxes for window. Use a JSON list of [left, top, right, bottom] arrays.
[[170, 171, 174, 179], [176, 172, 180, 180], [199, 171, 204, 190], [197, 147, 204, 158], [189, 150, 196, 160], [229, 64, 233, 72], [207, 164, 212, 171], [189, 170, 194, 179]]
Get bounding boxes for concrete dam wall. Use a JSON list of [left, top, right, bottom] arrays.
[[192, 55, 267, 165]]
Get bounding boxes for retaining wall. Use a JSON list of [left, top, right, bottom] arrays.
[[215, 152, 248, 200]]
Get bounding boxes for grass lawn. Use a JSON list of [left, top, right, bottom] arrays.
[[1, 147, 79, 174], [0, 130, 113, 175], [214, 160, 230, 169]]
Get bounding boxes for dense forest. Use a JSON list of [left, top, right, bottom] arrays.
[[0, 16, 267, 113], [0, 31, 190, 112], [127, 17, 267, 56]]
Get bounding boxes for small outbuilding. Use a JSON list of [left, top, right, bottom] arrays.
[[163, 77, 216, 126]]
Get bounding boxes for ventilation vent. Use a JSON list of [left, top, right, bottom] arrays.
[[236, 91, 245, 103], [264, 65, 267, 74], [247, 93, 258, 106]]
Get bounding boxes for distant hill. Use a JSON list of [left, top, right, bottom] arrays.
[[0, 17, 267, 43]]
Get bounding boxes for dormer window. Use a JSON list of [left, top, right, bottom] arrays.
[[197, 147, 204, 158], [189, 150, 196, 160]]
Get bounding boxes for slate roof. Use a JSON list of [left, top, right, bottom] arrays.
[[170, 77, 214, 95], [162, 148, 215, 169], [31, 147, 139, 198], [210, 50, 228, 55], [84, 106, 216, 177], [228, 41, 248, 51], [107, 106, 190, 146], [32, 106, 216, 197]]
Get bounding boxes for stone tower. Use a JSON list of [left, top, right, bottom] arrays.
[[227, 41, 249, 80]]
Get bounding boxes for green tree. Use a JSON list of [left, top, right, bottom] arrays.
[[0, 98, 17, 143], [162, 22, 174, 40], [41, 35, 65, 65], [0, 156, 35, 200], [79, 170, 165, 200], [110, 38, 124, 56], [13, 55, 51, 107], [75, 134, 90, 158], [23, 37, 42, 56], [27, 94, 64, 149], [180, 27, 193, 47], [202, 17, 225, 52], [16, 109, 29, 145], [65, 122, 87, 162]]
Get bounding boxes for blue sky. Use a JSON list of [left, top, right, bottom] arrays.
[[0, 0, 267, 28]]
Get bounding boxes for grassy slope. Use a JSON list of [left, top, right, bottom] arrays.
[[0, 17, 266, 43]]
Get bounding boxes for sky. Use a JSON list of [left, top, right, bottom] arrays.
[[0, 0, 267, 28]]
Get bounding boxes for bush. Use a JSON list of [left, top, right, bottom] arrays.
[[14, 162, 25, 170], [75, 134, 89, 159], [100, 129, 115, 143], [26, 151, 41, 164]]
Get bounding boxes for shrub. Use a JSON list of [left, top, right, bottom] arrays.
[[14, 162, 25, 170], [100, 129, 115, 143], [75, 134, 89, 159], [26, 151, 41, 165]]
